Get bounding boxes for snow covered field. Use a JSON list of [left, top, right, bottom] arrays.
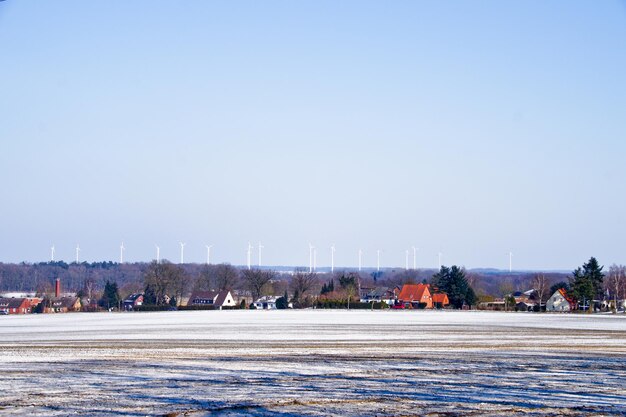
[[1, 310, 625, 416]]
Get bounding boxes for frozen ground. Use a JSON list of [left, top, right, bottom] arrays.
[[0, 310, 625, 416]]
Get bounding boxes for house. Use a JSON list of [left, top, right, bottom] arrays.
[[231, 289, 253, 307], [546, 288, 576, 312], [432, 293, 450, 308], [360, 287, 397, 305], [123, 293, 144, 311], [397, 284, 433, 309], [43, 297, 81, 313], [478, 300, 506, 310], [359, 286, 374, 301], [0, 297, 34, 314], [253, 295, 280, 310], [516, 301, 536, 312], [188, 290, 236, 310], [512, 290, 536, 304]]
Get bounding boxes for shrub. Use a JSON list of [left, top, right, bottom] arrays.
[[177, 305, 216, 311], [314, 300, 390, 309], [133, 305, 172, 312]]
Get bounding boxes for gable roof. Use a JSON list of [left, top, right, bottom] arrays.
[[366, 287, 395, 298], [189, 290, 232, 307], [213, 291, 231, 307], [255, 295, 280, 303], [398, 284, 431, 302], [49, 297, 80, 309], [189, 290, 219, 302], [555, 288, 576, 305], [0, 298, 29, 309], [124, 293, 143, 302], [432, 293, 449, 304]]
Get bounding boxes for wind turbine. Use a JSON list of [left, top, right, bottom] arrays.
[[50, 245, 55, 262], [412, 246, 418, 269], [330, 244, 336, 273], [75, 244, 81, 264], [377, 249, 381, 272], [405, 250, 409, 270], [179, 242, 186, 264], [155, 245, 160, 264], [309, 243, 314, 273], [508, 251, 513, 273], [247, 242, 253, 270], [358, 249, 363, 271], [258, 242, 264, 267], [313, 247, 317, 272], [205, 245, 212, 265], [120, 242, 125, 264], [438, 252, 442, 269]]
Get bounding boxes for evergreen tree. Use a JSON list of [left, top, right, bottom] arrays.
[[431, 265, 475, 309], [570, 257, 604, 307], [321, 279, 335, 295], [339, 273, 357, 289], [465, 286, 477, 307], [143, 284, 157, 305], [99, 280, 120, 309], [276, 290, 289, 309]]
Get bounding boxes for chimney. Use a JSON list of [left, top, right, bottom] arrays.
[[55, 278, 60, 298]]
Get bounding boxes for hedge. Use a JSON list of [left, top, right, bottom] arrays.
[[177, 305, 216, 311], [133, 305, 172, 312], [314, 300, 390, 309]]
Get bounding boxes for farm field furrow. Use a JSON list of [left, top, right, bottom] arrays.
[[0, 310, 624, 416]]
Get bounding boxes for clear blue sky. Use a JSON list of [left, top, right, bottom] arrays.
[[1, 1, 625, 270]]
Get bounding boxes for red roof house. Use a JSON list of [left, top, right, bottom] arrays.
[[432, 293, 450, 308], [398, 284, 433, 308], [0, 297, 33, 314]]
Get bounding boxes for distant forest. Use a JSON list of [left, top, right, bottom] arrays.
[[0, 261, 571, 300]]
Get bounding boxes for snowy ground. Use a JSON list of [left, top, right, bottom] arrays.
[[0, 310, 625, 416]]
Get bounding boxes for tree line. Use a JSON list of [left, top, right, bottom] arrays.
[[1, 257, 624, 311]]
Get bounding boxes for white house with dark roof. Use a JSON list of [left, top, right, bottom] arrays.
[[187, 290, 235, 310], [253, 296, 280, 310], [546, 288, 576, 312]]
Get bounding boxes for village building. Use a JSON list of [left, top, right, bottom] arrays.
[[123, 293, 144, 311], [253, 295, 280, 310], [397, 284, 433, 309], [478, 300, 506, 310], [360, 287, 398, 305], [432, 293, 450, 308], [0, 297, 39, 314], [546, 288, 576, 312], [43, 297, 81, 313], [516, 301, 536, 312], [231, 289, 253, 307], [187, 290, 235, 310]]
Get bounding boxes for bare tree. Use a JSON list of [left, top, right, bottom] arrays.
[[167, 264, 188, 306], [194, 265, 213, 292], [606, 264, 626, 310], [214, 264, 239, 291], [290, 270, 318, 307], [241, 268, 276, 301], [532, 273, 549, 310], [344, 283, 358, 309], [143, 261, 189, 305]]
